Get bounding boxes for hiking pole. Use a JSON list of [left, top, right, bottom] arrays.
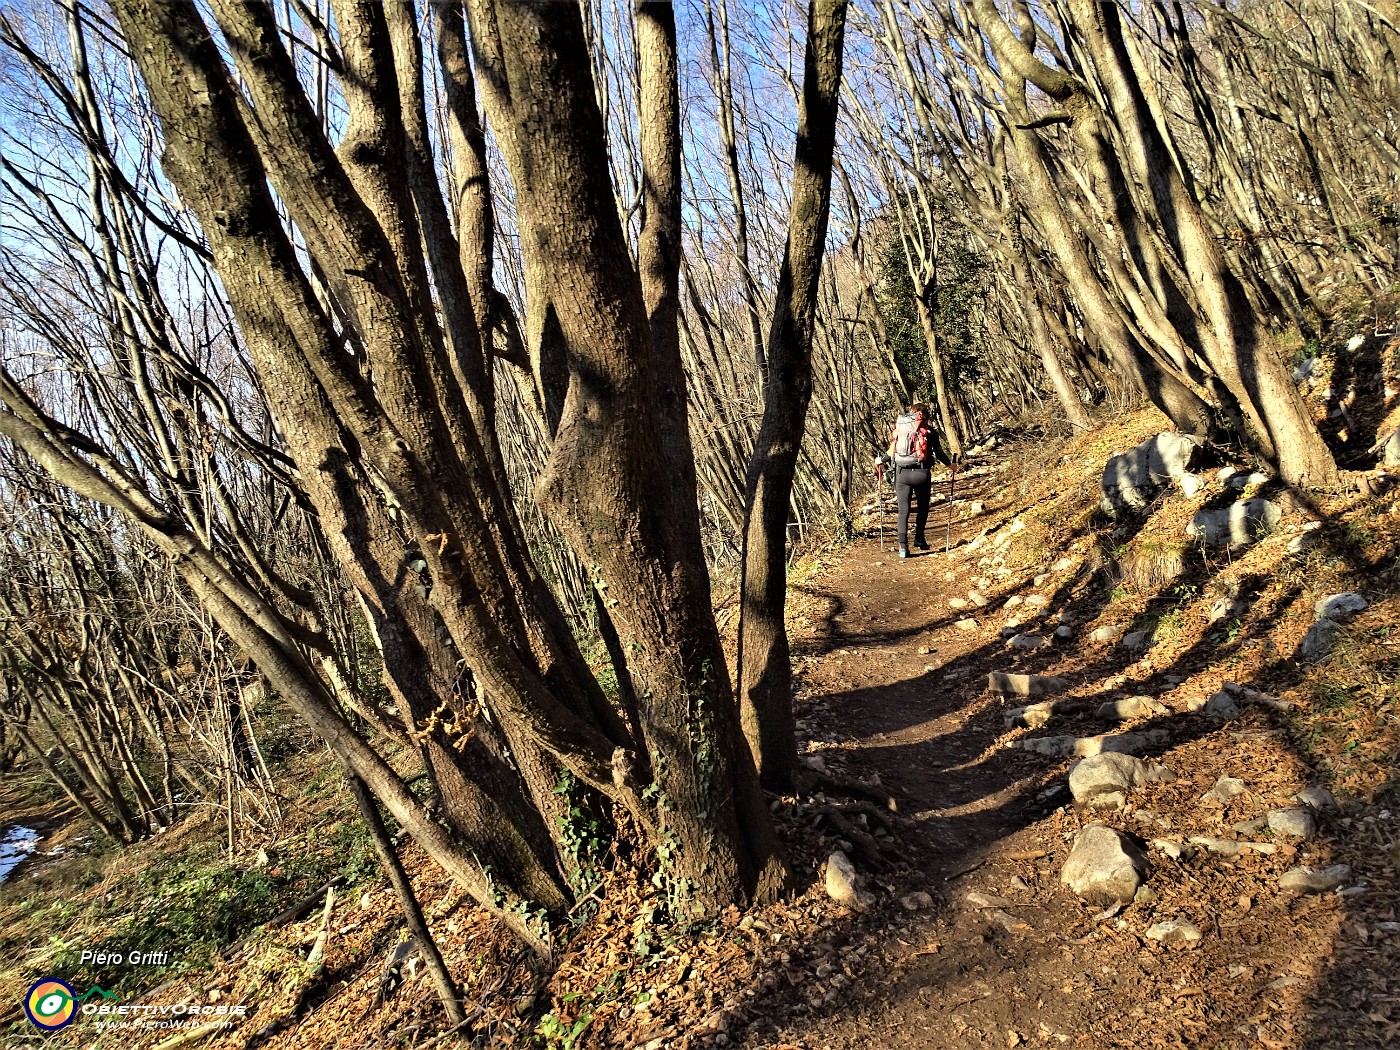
[[875, 458, 886, 551], [945, 461, 957, 554]]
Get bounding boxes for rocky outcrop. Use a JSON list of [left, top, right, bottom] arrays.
[[1100, 432, 1203, 516]]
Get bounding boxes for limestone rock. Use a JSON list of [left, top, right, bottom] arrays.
[[968, 589, 990, 608], [1003, 701, 1061, 729], [987, 672, 1069, 697], [1090, 625, 1124, 644], [825, 851, 869, 911], [1202, 691, 1240, 720], [1052, 556, 1076, 572], [1314, 592, 1367, 623], [1209, 597, 1249, 624], [955, 617, 979, 632], [1100, 432, 1203, 516], [1096, 695, 1169, 721], [1298, 618, 1345, 662], [1202, 776, 1249, 803], [1187, 498, 1282, 547], [1004, 595, 1024, 609], [1146, 920, 1202, 946], [1073, 730, 1169, 758], [968, 500, 986, 515], [1178, 473, 1206, 498], [948, 597, 970, 610], [1008, 633, 1044, 652], [900, 891, 934, 911], [1267, 808, 1317, 841], [1013, 735, 1076, 757], [1061, 824, 1149, 904], [1069, 751, 1173, 805], [1278, 864, 1351, 894], [1293, 785, 1337, 811], [1120, 630, 1150, 650]]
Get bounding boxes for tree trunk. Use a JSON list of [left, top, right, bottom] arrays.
[[736, 0, 850, 791]]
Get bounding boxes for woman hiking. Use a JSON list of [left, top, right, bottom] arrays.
[[884, 402, 954, 559]]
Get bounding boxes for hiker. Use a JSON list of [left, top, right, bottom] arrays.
[[882, 403, 954, 559]]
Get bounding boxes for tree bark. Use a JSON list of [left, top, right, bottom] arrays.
[[736, 0, 850, 791]]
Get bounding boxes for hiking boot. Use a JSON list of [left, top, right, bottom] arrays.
[[898, 547, 908, 559], [913, 539, 931, 551]]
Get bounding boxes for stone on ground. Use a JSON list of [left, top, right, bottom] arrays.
[[987, 672, 1069, 697], [1186, 498, 1282, 547], [1278, 865, 1352, 894], [1298, 618, 1346, 662], [1061, 824, 1149, 904], [1069, 751, 1173, 805], [1100, 432, 1203, 516], [1146, 919, 1202, 946], [825, 851, 869, 911], [1096, 695, 1169, 721], [1314, 592, 1367, 623], [955, 617, 979, 632], [1201, 776, 1249, 803], [1090, 625, 1124, 643], [1267, 808, 1317, 841]]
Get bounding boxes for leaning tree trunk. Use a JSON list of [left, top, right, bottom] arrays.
[[736, 0, 850, 791]]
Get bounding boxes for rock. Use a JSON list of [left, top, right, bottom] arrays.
[[1145, 920, 1202, 946], [1052, 557, 1076, 572], [1227, 471, 1270, 490], [1073, 730, 1169, 758], [1178, 473, 1206, 498], [1298, 618, 1346, 662], [1069, 751, 1173, 805], [1004, 701, 1062, 729], [802, 754, 829, 775], [987, 672, 1069, 697], [948, 597, 970, 610], [955, 617, 979, 632], [1209, 597, 1250, 624], [1004, 595, 1024, 608], [1120, 630, 1150, 650], [1218, 466, 1239, 482], [1096, 695, 1168, 721], [1054, 625, 1074, 640], [1100, 432, 1204, 516], [1153, 839, 1188, 861], [1009, 633, 1044, 652], [1267, 808, 1317, 841], [1202, 776, 1249, 803], [1293, 786, 1337, 811], [1001, 624, 1023, 639], [1013, 735, 1076, 757], [1293, 356, 1317, 383], [968, 589, 990, 608], [1061, 824, 1149, 904], [1032, 573, 1050, 587], [1024, 594, 1050, 610], [1010, 519, 1026, 533], [1314, 592, 1367, 623], [1090, 625, 1124, 644], [1381, 430, 1400, 467], [968, 501, 986, 515], [1202, 691, 1240, 720], [1187, 498, 1282, 547], [1231, 817, 1269, 836], [900, 891, 934, 911], [825, 851, 869, 911], [1134, 885, 1158, 905], [1278, 864, 1352, 894], [1287, 532, 1319, 555], [966, 890, 1012, 909]]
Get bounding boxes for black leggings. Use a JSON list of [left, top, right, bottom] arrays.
[[895, 467, 931, 548]]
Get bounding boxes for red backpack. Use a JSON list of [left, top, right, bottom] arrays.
[[893, 411, 930, 467]]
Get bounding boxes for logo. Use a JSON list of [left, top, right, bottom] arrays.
[[24, 978, 76, 1031]]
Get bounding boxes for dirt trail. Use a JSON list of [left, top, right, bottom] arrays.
[[744, 448, 1394, 1050]]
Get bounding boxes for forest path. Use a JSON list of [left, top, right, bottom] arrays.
[[746, 445, 1363, 1050]]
